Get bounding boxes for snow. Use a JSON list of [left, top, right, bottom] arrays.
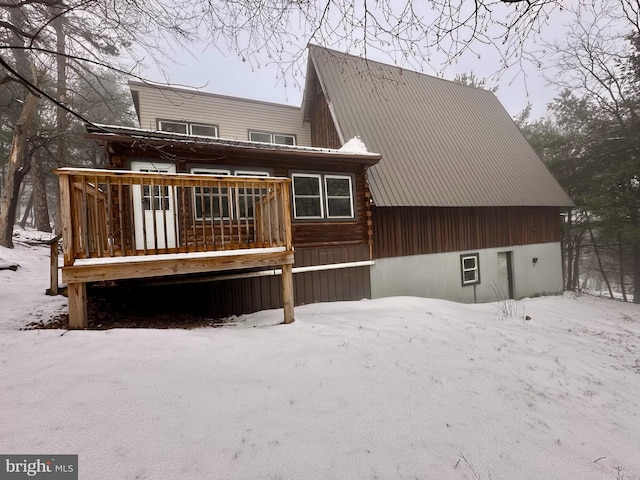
[[339, 136, 369, 154], [1, 231, 640, 479]]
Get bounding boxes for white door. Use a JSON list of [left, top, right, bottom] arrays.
[[131, 161, 177, 250]]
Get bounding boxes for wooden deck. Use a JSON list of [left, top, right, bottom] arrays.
[[56, 168, 295, 328]]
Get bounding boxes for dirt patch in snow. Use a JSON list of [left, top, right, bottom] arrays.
[[23, 290, 231, 330]]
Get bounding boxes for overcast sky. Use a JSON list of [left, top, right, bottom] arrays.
[[138, 7, 585, 121]]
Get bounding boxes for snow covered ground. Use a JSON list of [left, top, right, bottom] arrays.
[[1, 231, 639, 480]]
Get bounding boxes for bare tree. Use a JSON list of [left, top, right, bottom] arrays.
[[546, 8, 640, 302]]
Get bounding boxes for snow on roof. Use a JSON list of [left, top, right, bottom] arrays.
[[339, 136, 369, 154]]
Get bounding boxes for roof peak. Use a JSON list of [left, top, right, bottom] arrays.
[[307, 44, 493, 94]]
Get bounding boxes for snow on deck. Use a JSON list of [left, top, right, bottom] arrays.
[[73, 246, 287, 266]]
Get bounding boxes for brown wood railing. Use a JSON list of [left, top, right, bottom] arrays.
[[56, 168, 292, 266]]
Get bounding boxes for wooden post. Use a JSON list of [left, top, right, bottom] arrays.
[[67, 282, 87, 329], [49, 240, 59, 296], [58, 172, 75, 267], [281, 180, 295, 324], [281, 263, 294, 324], [45, 234, 62, 296]]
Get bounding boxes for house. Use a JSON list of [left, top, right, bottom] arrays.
[[301, 45, 574, 303], [57, 46, 572, 328]]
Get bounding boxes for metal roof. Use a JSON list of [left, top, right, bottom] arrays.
[[307, 45, 574, 207]]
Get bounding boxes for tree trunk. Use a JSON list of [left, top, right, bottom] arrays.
[[18, 191, 33, 229], [31, 149, 52, 232], [634, 240, 640, 304], [572, 236, 582, 292], [50, 3, 67, 236], [0, 3, 42, 247], [565, 213, 574, 290], [0, 87, 40, 247], [585, 215, 614, 299], [618, 233, 628, 302]]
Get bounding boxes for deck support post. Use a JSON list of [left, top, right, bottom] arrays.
[[49, 242, 58, 296], [281, 263, 295, 324], [68, 282, 87, 329]]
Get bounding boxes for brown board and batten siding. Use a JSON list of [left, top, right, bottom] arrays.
[[305, 68, 342, 149], [372, 206, 562, 259], [133, 245, 371, 318], [203, 245, 370, 317], [115, 150, 372, 249], [129, 81, 312, 146]]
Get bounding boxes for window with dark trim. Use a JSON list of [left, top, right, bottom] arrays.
[[158, 120, 218, 138], [292, 173, 354, 220], [460, 253, 480, 286], [249, 130, 296, 145]]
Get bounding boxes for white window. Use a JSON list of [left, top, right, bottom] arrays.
[[191, 168, 270, 220], [292, 174, 323, 219], [461, 253, 480, 285], [158, 120, 188, 135], [159, 120, 218, 138], [249, 131, 296, 145], [191, 168, 230, 220], [235, 171, 270, 219], [325, 175, 354, 218], [292, 173, 354, 220]]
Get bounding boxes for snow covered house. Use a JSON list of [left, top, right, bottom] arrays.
[[302, 45, 574, 303], [57, 45, 572, 328]]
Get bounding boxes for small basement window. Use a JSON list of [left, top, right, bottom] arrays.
[[460, 253, 480, 286]]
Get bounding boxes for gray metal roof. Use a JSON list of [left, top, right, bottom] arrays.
[[307, 45, 574, 207]]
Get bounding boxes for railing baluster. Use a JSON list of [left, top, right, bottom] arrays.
[[199, 177, 208, 251], [243, 181, 250, 247], [80, 176, 89, 257], [140, 177, 148, 255], [106, 176, 114, 256], [173, 180, 180, 251], [180, 179, 189, 252], [128, 179, 137, 255], [118, 178, 125, 256], [266, 181, 273, 247], [275, 183, 282, 245], [93, 174, 103, 257], [235, 179, 241, 248], [250, 181, 257, 245], [190, 183, 198, 253], [161, 175, 169, 252], [217, 178, 225, 249], [207, 178, 215, 249], [150, 177, 159, 253]]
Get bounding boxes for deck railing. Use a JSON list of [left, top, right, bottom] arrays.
[[56, 168, 293, 265]]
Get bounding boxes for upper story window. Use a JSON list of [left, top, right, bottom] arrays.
[[249, 131, 296, 146], [292, 173, 354, 220], [158, 120, 218, 138]]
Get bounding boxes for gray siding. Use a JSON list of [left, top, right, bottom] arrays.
[[129, 81, 312, 146], [371, 242, 564, 303], [306, 45, 573, 208]]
